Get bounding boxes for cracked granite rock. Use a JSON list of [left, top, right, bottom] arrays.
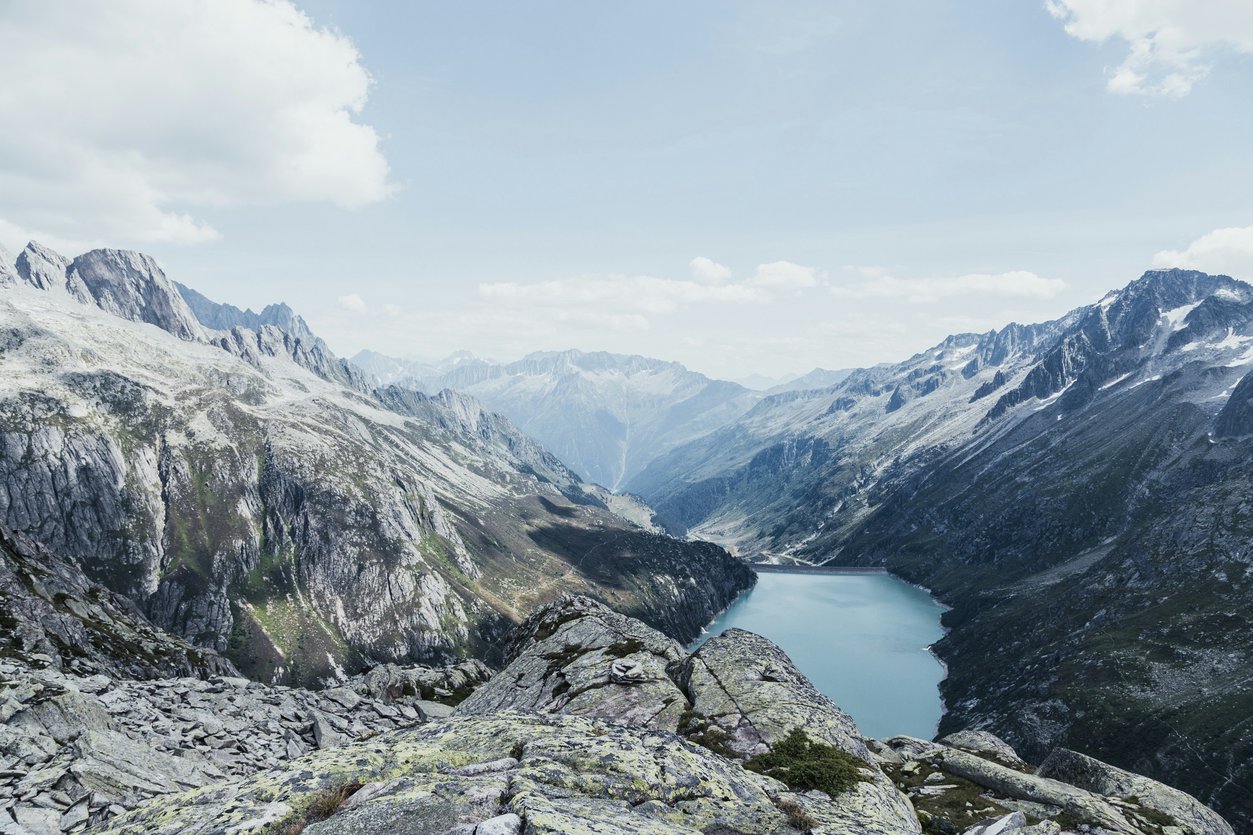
[[9, 595, 1233, 835]]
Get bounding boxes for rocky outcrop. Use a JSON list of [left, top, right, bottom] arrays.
[[883, 734, 1234, 835], [95, 713, 836, 835], [460, 596, 922, 834], [341, 660, 493, 717], [457, 595, 690, 730], [10, 244, 93, 304], [674, 628, 872, 761], [90, 591, 922, 832], [938, 730, 1029, 769], [1037, 748, 1233, 835], [173, 282, 319, 345]]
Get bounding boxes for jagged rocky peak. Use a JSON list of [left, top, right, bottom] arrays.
[[67, 248, 205, 342], [10, 241, 93, 303], [175, 280, 320, 344], [213, 321, 370, 390]]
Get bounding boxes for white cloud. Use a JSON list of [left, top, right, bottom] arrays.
[[689, 256, 732, 283], [831, 269, 1066, 304], [1153, 226, 1253, 278], [0, 0, 392, 248], [479, 274, 769, 315], [337, 293, 369, 314], [1046, 0, 1253, 96], [748, 260, 823, 290]]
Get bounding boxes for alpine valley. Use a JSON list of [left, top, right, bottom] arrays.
[[364, 269, 1253, 830], [0, 240, 1244, 835]]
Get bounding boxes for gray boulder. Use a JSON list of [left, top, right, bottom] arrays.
[[457, 595, 689, 730], [939, 730, 1029, 769], [674, 628, 871, 761]]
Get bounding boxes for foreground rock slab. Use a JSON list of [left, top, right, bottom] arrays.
[[95, 713, 889, 835]]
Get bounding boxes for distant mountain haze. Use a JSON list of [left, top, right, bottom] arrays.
[[352, 348, 763, 490]]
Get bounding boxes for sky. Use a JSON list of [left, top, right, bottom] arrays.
[[2, 1, 1253, 382]]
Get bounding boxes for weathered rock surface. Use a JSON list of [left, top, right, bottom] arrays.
[[66, 249, 204, 343], [0, 527, 236, 680], [675, 627, 871, 761], [95, 712, 920, 835], [939, 730, 1029, 770], [884, 735, 1234, 835], [342, 660, 493, 707], [673, 627, 921, 834], [10, 243, 92, 305]]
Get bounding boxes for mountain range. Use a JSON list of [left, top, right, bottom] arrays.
[[347, 268, 1253, 827], [2, 238, 1249, 828], [351, 348, 764, 490], [0, 241, 751, 688]]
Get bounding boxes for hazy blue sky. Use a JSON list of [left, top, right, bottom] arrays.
[[2, 1, 1252, 380]]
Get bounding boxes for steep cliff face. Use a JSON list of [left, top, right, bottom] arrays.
[[0, 526, 237, 680], [627, 270, 1253, 828], [0, 244, 752, 688]]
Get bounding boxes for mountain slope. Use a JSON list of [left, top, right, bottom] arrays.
[[0, 243, 753, 687], [629, 270, 1253, 827], [356, 349, 761, 490]]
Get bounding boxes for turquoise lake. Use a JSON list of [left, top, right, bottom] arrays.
[[690, 569, 948, 740]]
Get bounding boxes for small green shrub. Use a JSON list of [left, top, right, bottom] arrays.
[[745, 729, 867, 797]]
